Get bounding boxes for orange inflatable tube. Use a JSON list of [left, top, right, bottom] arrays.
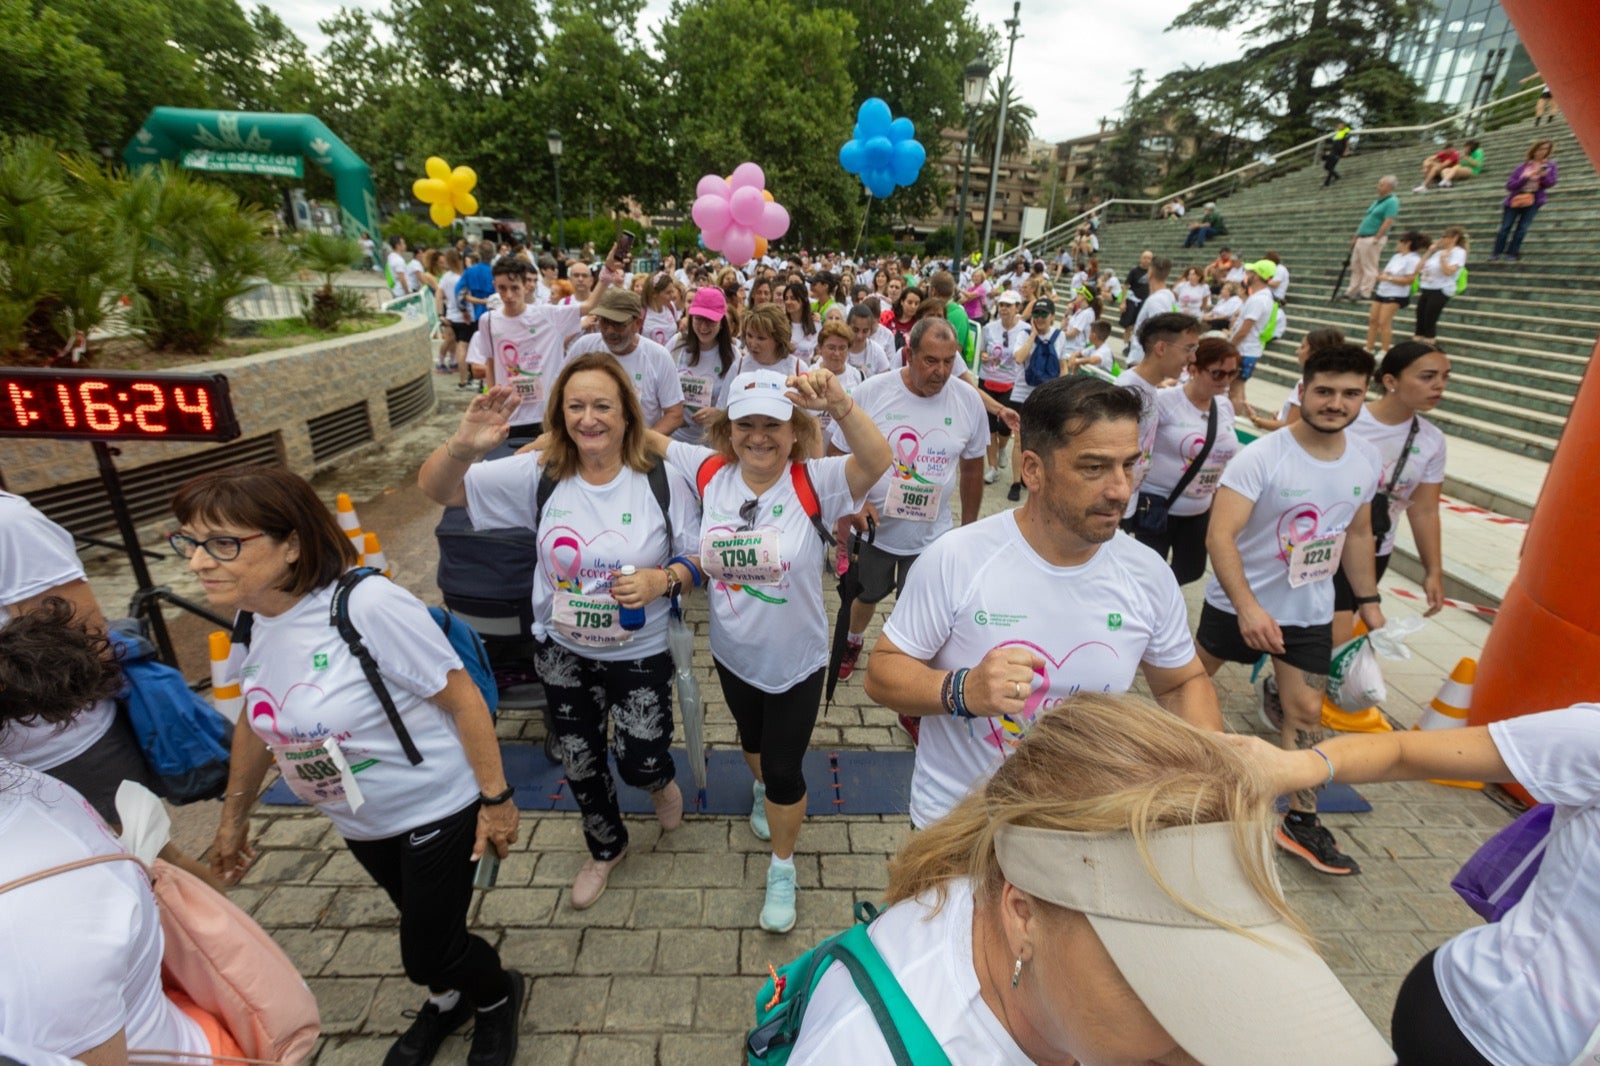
[[1469, 1, 1600, 806]]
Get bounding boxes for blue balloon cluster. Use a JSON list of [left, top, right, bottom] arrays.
[[838, 98, 927, 199]]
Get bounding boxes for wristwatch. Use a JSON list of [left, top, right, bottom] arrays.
[[1352, 594, 1382, 606], [663, 567, 683, 600], [479, 785, 516, 806]]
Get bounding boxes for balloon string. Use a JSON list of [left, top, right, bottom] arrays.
[[853, 195, 873, 259]]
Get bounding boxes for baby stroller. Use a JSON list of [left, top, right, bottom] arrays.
[[434, 445, 558, 761]]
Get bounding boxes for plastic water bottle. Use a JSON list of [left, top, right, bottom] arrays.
[[617, 565, 647, 631]]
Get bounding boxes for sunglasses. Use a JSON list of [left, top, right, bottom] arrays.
[[1205, 367, 1241, 381], [167, 531, 267, 562], [737, 498, 762, 531]]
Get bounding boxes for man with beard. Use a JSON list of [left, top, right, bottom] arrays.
[[1198, 344, 1386, 876], [864, 376, 1221, 828], [564, 288, 685, 435]]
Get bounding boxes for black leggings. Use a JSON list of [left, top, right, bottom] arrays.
[[345, 802, 512, 1006], [535, 641, 676, 860], [1391, 949, 1493, 1065], [715, 661, 826, 806], [1414, 289, 1450, 339], [1130, 508, 1212, 585]]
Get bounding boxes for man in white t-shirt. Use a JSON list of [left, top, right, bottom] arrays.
[[404, 247, 427, 298], [565, 287, 686, 435], [1229, 260, 1279, 414], [386, 236, 411, 297], [865, 376, 1221, 826], [1198, 344, 1385, 876], [1125, 255, 1175, 366], [829, 319, 989, 682], [467, 254, 620, 439], [1119, 311, 1201, 523]]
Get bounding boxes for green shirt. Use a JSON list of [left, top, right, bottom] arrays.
[[1357, 194, 1400, 237], [1463, 148, 1485, 175], [943, 303, 975, 369]]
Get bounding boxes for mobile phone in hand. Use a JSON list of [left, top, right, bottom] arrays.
[[472, 852, 500, 890], [614, 231, 636, 261]]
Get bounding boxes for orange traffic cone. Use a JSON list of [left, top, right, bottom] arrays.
[[209, 630, 243, 722], [1415, 657, 1484, 790], [335, 493, 363, 545], [1321, 619, 1394, 733], [361, 531, 390, 578]]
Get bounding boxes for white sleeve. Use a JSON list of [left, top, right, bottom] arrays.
[[806, 456, 866, 525], [466, 322, 489, 366], [462, 451, 543, 531], [349, 578, 461, 699], [958, 388, 989, 460], [880, 540, 964, 660], [665, 439, 718, 491], [1217, 438, 1268, 502], [1143, 563, 1199, 668], [0, 1034, 81, 1066], [2, 880, 137, 1054], [1490, 705, 1600, 807], [665, 464, 702, 557], [0, 501, 84, 607], [653, 350, 686, 408], [1422, 431, 1447, 484]]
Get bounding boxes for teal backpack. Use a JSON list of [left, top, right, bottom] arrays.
[[746, 903, 951, 1065]]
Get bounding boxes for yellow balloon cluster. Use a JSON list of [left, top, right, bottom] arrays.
[[412, 157, 479, 227]]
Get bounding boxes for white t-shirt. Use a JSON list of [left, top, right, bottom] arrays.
[[1419, 247, 1467, 291], [467, 303, 584, 427], [1225, 265, 1247, 284], [1127, 288, 1177, 365], [386, 250, 408, 296], [404, 256, 425, 296], [1173, 281, 1210, 317], [668, 338, 736, 446], [1269, 264, 1291, 300], [440, 271, 466, 323], [565, 334, 686, 430], [847, 341, 893, 379], [872, 323, 897, 358], [1350, 407, 1447, 556], [885, 513, 1195, 827], [1438, 704, 1600, 1066], [1120, 372, 1161, 508], [978, 320, 1027, 388], [1079, 342, 1114, 372], [1234, 287, 1276, 361], [1009, 328, 1061, 405], [642, 305, 679, 348], [0, 494, 115, 770], [828, 372, 988, 557], [1143, 390, 1241, 517], [0, 765, 207, 1059], [790, 321, 819, 363], [1203, 430, 1383, 628], [1211, 294, 1243, 324], [1376, 252, 1423, 300], [811, 363, 865, 437], [237, 577, 478, 840], [790, 879, 1030, 1064], [1062, 307, 1096, 353], [464, 451, 697, 662], [666, 444, 863, 693], [1277, 381, 1304, 422]]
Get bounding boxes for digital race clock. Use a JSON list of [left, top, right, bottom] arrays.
[[0, 368, 241, 443]]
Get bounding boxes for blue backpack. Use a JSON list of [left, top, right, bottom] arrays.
[[108, 622, 232, 804], [1023, 328, 1062, 387], [232, 567, 497, 766]]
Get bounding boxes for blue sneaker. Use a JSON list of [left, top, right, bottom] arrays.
[[750, 780, 771, 841], [761, 862, 798, 933]]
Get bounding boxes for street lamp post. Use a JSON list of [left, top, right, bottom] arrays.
[[392, 153, 408, 213], [980, 2, 1022, 262], [953, 58, 992, 271], [547, 129, 565, 252]]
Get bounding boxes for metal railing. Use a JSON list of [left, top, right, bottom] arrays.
[[998, 83, 1549, 263]]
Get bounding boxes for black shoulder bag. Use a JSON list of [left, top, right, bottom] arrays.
[[1369, 417, 1419, 542], [1133, 399, 1218, 535]]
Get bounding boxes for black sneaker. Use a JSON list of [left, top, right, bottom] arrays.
[[384, 995, 473, 1066], [1259, 677, 1284, 732], [1006, 483, 1023, 502], [466, 970, 526, 1066], [1275, 815, 1361, 876]]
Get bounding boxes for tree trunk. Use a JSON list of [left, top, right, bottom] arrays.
[[1284, 0, 1332, 143]]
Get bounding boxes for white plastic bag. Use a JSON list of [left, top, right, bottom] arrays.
[[1327, 617, 1425, 711]]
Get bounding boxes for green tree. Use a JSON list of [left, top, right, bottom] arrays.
[[0, 0, 118, 147], [296, 232, 363, 329], [653, 0, 861, 248], [971, 82, 1037, 165]]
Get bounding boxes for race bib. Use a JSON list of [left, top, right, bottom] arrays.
[[511, 373, 542, 400], [552, 591, 630, 647], [1287, 532, 1346, 588], [679, 373, 714, 411], [700, 528, 784, 586], [272, 737, 366, 811], [885, 479, 942, 522]]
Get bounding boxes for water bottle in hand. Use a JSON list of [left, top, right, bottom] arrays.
[[617, 565, 647, 631]]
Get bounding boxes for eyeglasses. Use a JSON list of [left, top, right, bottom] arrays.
[[167, 531, 267, 562], [1206, 367, 1241, 381], [737, 498, 761, 532]]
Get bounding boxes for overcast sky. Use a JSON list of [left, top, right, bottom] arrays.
[[276, 0, 1230, 144]]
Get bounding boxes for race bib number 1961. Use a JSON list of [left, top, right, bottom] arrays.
[[1287, 532, 1346, 588], [885, 480, 942, 522]]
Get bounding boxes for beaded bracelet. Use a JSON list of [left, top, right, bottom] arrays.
[[940, 670, 956, 714], [951, 668, 975, 719]]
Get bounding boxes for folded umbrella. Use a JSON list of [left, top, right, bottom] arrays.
[[667, 596, 707, 808]]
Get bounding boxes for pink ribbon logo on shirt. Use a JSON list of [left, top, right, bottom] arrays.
[[977, 638, 1122, 751], [548, 532, 584, 592]]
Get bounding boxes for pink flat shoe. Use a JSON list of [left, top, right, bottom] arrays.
[[571, 852, 627, 910], [652, 781, 683, 831]]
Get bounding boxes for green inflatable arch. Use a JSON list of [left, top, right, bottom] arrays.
[[122, 108, 380, 239]]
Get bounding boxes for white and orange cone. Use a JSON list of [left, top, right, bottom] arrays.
[[209, 630, 244, 723], [1415, 657, 1484, 790], [361, 531, 390, 578], [336, 493, 363, 545]]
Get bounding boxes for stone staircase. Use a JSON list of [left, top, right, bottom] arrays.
[[1072, 119, 1596, 463]]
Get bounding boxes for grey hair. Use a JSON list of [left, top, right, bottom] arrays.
[[908, 316, 957, 353], [1379, 174, 1398, 188]]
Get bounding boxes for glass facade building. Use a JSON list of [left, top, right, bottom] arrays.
[[1392, 0, 1535, 113]]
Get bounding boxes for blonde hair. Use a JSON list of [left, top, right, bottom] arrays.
[[887, 693, 1309, 943], [1441, 225, 1469, 251], [742, 302, 793, 358], [817, 319, 852, 349], [538, 353, 654, 481], [704, 407, 821, 464]]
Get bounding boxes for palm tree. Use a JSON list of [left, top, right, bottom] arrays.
[[971, 81, 1037, 163]]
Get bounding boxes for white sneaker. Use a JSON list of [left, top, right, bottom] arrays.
[[984, 466, 999, 484], [997, 448, 1009, 469], [1412, 184, 1428, 193], [1438, 179, 1452, 189]]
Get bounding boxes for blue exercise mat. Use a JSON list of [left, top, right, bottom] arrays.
[[1277, 782, 1373, 814], [262, 746, 917, 816]]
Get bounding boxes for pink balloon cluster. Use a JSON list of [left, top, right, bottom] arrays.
[[690, 163, 790, 266]]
